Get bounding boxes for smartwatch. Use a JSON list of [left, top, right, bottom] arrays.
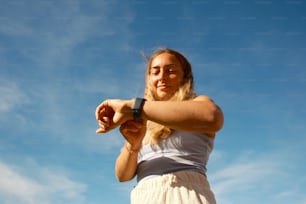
[[132, 98, 146, 121]]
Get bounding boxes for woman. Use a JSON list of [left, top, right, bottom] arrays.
[[95, 48, 224, 204]]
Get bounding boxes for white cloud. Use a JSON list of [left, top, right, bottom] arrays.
[[0, 79, 30, 113], [20, 0, 134, 69], [0, 160, 87, 204], [209, 149, 306, 204], [211, 157, 281, 193]]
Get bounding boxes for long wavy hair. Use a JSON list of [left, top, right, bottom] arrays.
[[143, 48, 197, 144]]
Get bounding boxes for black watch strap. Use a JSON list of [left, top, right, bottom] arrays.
[[132, 98, 146, 121]]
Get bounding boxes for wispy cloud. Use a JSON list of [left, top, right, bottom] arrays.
[[0, 0, 137, 152], [0, 78, 33, 132], [1, 0, 136, 75], [210, 149, 306, 204], [211, 156, 281, 193], [0, 78, 30, 113], [0, 160, 87, 204]]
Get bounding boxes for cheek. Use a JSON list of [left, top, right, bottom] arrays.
[[170, 74, 183, 85], [148, 76, 158, 86]]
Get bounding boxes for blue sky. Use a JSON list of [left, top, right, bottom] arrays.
[[0, 0, 305, 203]]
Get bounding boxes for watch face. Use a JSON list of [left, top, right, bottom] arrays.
[[133, 98, 146, 121]]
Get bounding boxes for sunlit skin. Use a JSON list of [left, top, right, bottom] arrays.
[[149, 53, 184, 101], [95, 51, 224, 182]]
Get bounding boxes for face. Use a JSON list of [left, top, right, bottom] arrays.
[[148, 53, 184, 100]]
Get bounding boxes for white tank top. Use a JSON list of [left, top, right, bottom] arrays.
[[136, 130, 214, 182]]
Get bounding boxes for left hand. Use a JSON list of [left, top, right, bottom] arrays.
[[95, 99, 133, 133]]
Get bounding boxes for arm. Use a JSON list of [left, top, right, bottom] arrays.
[[142, 95, 224, 134], [115, 120, 146, 182], [95, 96, 223, 180], [115, 143, 139, 182], [95, 96, 223, 135], [114, 96, 223, 181]]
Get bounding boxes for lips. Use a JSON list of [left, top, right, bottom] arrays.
[[157, 84, 169, 89]]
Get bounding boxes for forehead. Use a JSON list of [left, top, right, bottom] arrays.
[[151, 53, 181, 67]]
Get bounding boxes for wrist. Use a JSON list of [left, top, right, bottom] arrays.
[[132, 98, 146, 121], [121, 99, 134, 120], [125, 143, 141, 154]]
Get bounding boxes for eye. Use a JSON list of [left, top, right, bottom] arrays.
[[168, 68, 176, 73], [150, 67, 160, 75], [167, 65, 179, 74]]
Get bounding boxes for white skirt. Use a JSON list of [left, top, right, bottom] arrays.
[[131, 171, 216, 204]]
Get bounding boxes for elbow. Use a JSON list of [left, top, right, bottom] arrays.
[[116, 176, 127, 182], [116, 176, 133, 183], [205, 107, 224, 133], [115, 172, 135, 182], [212, 107, 224, 132], [212, 118, 224, 133], [116, 175, 128, 182]]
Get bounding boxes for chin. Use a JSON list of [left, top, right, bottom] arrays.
[[156, 94, 172, 101]]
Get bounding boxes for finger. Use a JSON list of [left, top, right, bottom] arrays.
[[95, 104, 103, 120], [121, 123, 139, 131], [96, 127, 106, 134], [120, 125, 130, 135], [124, 120, 143, 128], [95, 100, 109, 120], [120, 126, 141, 136], [127, 128, 141, 133], [132, 121, 143, 129], [98, 117, 111, 127], [96, 129, 109, 134], [98, 121, 106, 130], [96, 122, 112, 133]]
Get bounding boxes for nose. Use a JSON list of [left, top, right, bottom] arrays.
[[157, 69, 167, 81]]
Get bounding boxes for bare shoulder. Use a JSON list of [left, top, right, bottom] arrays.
[[193, 95, 223, 112], [192, 95, 214, 102]]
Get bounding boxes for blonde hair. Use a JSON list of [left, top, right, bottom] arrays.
[[143, 48, 196, 144]]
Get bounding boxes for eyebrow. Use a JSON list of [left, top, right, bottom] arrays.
[[151, 63, 177, 69]]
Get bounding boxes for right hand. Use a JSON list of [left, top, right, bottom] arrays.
[[120, 120, 147, 150]]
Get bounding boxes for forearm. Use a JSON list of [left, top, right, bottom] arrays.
[[142, 96, 223, 133], [115, 144, 139, 182]]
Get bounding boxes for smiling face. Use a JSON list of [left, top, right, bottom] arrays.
[[148, 53, 184, 100]]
